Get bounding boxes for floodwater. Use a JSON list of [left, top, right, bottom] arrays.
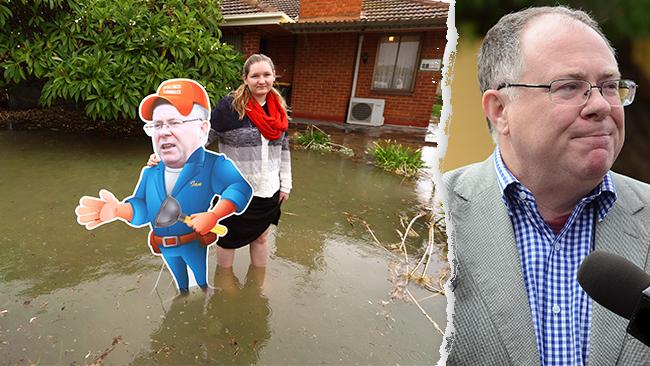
[[0, 129, 444, 365]]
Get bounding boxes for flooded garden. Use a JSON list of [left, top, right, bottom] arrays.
[[0, 126, 445, 365]]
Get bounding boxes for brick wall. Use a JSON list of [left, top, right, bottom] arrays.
[[355, 30, 446, 127], [290, 33, 358, 121], [290, 30, 446, 127], [242, 31, 261, 58], [300, 0, 362, 20]]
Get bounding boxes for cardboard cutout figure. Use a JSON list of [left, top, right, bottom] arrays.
[[75, 79, 253, 293]]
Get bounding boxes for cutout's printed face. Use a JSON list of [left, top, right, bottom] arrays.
[[151, 104, 206, 168]]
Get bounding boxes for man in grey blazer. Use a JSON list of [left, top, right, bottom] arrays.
[[443, 6, 650, 365]]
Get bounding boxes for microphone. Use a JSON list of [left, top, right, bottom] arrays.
[[577, 250, 650, 346]]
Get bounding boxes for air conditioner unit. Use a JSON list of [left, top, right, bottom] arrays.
[[347, 97, 385, 126]]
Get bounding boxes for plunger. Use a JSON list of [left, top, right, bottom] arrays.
[[154, 195, 228, 236]]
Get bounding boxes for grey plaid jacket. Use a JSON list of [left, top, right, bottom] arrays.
[[442, 156, 650, 365]]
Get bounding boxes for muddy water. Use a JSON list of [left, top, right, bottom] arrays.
[[0, 130, 443, 365], [291, 122, 437, 207]]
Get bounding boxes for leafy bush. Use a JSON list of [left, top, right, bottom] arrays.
[[368, 139, 425, 177], [0, 0, 242, 120]]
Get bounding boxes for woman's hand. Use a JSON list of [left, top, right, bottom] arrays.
[[279, 191, 289, 204], [146, 153, 160, 167]]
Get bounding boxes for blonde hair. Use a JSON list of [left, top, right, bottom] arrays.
[[231, 54, 289, 120]]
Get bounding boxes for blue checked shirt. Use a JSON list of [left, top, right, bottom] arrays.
[[493, 147, 617, 366]]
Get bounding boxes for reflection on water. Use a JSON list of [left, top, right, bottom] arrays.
[[132, 266, 270, 365], [0, 130, 443, 364]]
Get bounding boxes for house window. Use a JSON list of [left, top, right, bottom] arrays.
[[372, 34, 421, 93]]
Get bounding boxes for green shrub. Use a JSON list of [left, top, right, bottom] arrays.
[[368, 139, 425, 177], [0, 0, 242, 121]]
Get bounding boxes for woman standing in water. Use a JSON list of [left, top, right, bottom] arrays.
[[149, 54, 291, 269], [209, 53, 292, 268]]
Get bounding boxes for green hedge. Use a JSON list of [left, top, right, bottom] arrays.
[[0, 0, 242, 120]]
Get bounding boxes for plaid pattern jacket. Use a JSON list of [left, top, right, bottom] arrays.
[[442, 156, 650, 366]]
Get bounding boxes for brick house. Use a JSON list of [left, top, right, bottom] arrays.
[[220, 0, 448, 128]]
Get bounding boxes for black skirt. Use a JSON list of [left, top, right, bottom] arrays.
[[215, 191, 282, 249]]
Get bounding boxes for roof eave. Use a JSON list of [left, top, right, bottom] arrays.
[[222, 12, 296, 27], [283, 17, 447, 33]]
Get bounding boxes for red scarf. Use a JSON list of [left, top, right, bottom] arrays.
[[245, 91, 288, 140]]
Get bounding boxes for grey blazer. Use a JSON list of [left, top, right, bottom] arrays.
[[443, 156, 650, 365]]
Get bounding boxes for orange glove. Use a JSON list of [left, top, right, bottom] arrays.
[[188, 199, 236, 235], [75, 189, 133, 230]]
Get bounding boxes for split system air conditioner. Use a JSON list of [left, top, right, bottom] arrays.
[[346, 97, 385, 126]]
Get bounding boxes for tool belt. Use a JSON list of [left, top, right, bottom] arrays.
[[148, 231, 217, 254]]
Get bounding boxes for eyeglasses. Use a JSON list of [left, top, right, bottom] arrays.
[[143, 118, 202, 136], [496, 79, 637, 107]]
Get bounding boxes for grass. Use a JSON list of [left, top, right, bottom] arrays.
[[367, 139, 425, 177], [292, 124, 353, 156]]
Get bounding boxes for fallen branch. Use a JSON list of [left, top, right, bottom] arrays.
[[344, 211, 393, 255], [405, 287, 444, 336], [410, 221, 434, 277], [398, 212, 426, 275], [89, 336, 122, 365]]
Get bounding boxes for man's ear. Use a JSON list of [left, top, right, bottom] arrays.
[[200, 119, 210, 136], [482, 90, 510, 136], [201, 119, 209, 129]]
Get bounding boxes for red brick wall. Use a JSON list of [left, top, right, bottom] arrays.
[[290, 30, 446, 127], [355, 30, 446, 127], [291, 33, 357, 121], [300, 0, 362, 20], [242, 31, 261, 58], [264, 36, 296, 84]]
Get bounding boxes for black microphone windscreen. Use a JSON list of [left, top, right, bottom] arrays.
[[577, 251, 650, 320]]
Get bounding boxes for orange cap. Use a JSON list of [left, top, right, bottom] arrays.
[[139, 78, 210, 122]]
